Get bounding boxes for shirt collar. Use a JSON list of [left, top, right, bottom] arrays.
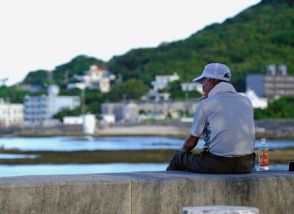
[[208, 82, 237, 97]]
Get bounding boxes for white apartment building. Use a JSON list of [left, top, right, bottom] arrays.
[[181, 82, 203, 94], [151, 73, 180, 91], [0, 99, 23, 127], [68, 65, 115, 93], [24, 85, 80, 125]]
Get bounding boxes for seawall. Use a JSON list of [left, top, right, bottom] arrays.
[[0, 171, 293, 214]]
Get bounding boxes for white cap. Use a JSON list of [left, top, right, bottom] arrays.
[[192, 63, 231, 82]]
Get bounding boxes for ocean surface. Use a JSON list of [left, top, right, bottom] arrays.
[[0, 136, 292, 177], [0, 136, 293, 151]]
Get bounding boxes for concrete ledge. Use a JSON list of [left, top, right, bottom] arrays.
[[0, 171, 293, 214], [182, 206, 260, 214]]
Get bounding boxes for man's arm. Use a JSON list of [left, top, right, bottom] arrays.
[[182, 135, 200, 151]]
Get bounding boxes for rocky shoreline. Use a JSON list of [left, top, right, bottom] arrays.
[[0, 148, 292, 165], [255, 120, 294, 139]]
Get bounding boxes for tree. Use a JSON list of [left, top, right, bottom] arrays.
[[122, 79, 149, 100], [167, 80, 202, 100], [254, 96, 294, 119], [104, 79, 149, 101], [22, 69, 49, 86], [0, 86, 29, 103], [22, 55, 106, 88], [53, 107, 81, 121]]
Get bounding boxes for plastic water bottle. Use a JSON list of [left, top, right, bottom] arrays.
[[258, 138, 269, 170]]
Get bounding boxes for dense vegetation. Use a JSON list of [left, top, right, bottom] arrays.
[[53, 107, 81, 121], [22, 55, 105, 87], [166, 80, 202, 100], [0, 86, 47, 103], [255, 96, 294, 119], [107, 0, 293, 91]]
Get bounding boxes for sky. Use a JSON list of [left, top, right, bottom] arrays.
[[0, 0, 261, 85]]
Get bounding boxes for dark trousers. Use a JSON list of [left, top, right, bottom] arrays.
[[167, 150, 255, 174]]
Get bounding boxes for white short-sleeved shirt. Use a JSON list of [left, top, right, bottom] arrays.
[[191, 92, 255, 157]]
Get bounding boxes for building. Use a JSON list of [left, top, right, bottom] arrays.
[[67, 65, 115, 93], [246, 64, 294, 98], [0, 99, 23, 127], [181, 82, 202, 94], [101, 114, 115, 124], [151, 73, 180, 91], [101, 101, 196, 123], [101, 102, 139, 123], [143, 90, 170, 102], [63, 116, 83, 125], [82, 114, 96, 135], [24, 85, 80, 125], [239, 90, 268, 109], [144, 73, 180, 101]]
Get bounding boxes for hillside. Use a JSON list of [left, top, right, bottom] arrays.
[[107, 0, 294, 90], [22, 55, 105, 87], [22, 0, 294, 92]]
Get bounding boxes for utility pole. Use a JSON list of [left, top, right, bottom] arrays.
[[81, 88, 85, 115], [48, 71, 52, 85], [74, 84, 87, 115], [63, 70, 69, 86]]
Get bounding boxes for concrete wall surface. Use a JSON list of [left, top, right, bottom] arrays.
[[0, 171, 293, 214]]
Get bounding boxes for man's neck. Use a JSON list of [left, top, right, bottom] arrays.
[[208, 82, 236, 97]]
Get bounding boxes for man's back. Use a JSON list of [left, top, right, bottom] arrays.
[[195, 92, 255, 157]]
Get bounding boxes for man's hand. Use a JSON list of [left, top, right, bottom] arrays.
[[182, 135, 199, 151]]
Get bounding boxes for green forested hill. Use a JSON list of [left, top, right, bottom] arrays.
[[107, 0, 294, 90], [22, 0, 293, 92], [22, 55, 105, 87]]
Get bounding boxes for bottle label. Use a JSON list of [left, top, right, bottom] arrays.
[[259, 149, 269, 167]]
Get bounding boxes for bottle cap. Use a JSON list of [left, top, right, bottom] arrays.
[[289, 161, 294, 171]]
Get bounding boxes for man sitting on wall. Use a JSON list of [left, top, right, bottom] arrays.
[[167, 63, 255, 174]]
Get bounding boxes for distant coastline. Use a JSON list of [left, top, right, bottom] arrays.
[[2, 119, 293, 140], [97, 121, 294, 140]]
